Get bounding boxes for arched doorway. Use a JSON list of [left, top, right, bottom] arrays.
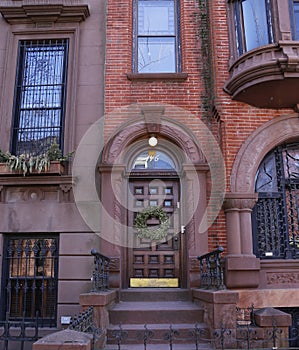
[[94, 104, 219, 289], [126, 145, 183, 287]]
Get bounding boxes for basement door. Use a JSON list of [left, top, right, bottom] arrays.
[[128, 179, 181, 287]]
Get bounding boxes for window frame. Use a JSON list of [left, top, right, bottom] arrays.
[[132, 0, 181, 73], [11, 39, 69, 156], [290, 0, 299, 40], [231, 0, 274, 57], [0, 234, 59, 327]]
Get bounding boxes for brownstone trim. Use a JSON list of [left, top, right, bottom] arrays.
[[0, 4, 90, 24], [231, 114, 299, 193], [126, 72, 188, 81]]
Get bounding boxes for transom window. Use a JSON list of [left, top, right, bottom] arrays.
[[1, 235, 59, 326], [134, 0, 180, 73], [11, 39, 69, 156], [232, 0, 273, 56], [252, 143, 299, 259], [132, 150, 176, 170]]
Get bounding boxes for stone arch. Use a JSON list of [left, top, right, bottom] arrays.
[[100, 105, 206, 166], [231, 114, 299, 193]]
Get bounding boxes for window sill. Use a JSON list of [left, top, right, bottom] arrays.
[[127, 73, 188, 81]]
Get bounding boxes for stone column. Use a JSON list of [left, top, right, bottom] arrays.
[[223, 193, 260, 288]]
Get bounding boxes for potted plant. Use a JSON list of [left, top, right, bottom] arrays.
[[0, 140, 73, 176]]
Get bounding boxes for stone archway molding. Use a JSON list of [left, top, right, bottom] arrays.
[[231, 114, 299, 193]]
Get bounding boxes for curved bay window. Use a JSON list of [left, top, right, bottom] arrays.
[[1, 235, 59, 326], [252, 143, 299, 259], [232, 0, 273, 56]]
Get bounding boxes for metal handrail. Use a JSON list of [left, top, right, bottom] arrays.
[[90, 249, 110, 292], [197, 246, 225, 290]]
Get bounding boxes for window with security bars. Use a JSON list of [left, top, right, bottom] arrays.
[[1, 235, 59, 327], [11, 39, 69, 156], [252, 143, 299, 259]]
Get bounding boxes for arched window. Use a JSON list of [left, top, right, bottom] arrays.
[[252, 143, 299, 259], [131, 149, 176, 170]]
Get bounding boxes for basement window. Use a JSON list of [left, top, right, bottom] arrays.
[[1, 235, 59, 327]]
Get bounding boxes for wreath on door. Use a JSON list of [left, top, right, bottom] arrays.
[[134, 206, 169, 241]]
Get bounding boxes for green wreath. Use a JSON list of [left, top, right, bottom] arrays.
[[134, 206, 169, 241]]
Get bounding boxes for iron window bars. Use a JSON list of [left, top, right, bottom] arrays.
[[1, 235, 59, 327], [11, 39, 69, 156]]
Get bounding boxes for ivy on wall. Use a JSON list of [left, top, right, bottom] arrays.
[[198, 0, 214, 123]]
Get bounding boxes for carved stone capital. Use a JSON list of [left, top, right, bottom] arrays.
[[223, 193, 258, 211]]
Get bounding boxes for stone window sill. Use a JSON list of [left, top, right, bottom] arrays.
[[127, 73, 188, 81]]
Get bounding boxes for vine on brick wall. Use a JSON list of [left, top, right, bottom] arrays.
[[198, 0, 214, 123]]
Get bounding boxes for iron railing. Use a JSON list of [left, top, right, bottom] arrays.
[[90, 249, 110, 292], [69, 306, 102, 350], [197, 246, 225, 290], [107, 316, 299, 349], [0, 311, 39, 350]]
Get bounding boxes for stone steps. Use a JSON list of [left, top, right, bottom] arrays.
[[106, 289, 210, 348]]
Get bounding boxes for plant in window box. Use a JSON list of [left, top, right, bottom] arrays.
[[0, 141, 73, 176]]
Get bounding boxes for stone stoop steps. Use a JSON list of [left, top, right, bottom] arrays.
[[104, 288, 213, 349]]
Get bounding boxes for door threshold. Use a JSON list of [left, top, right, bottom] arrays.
[[130, 278, 179, 288]]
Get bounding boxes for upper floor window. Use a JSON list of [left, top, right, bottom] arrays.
[[252, 143, 299, 259], [11, 39, 69, 156], [134, 0, 180, 73], [290, 0, 299, 39], [233, 0, 273, 56]]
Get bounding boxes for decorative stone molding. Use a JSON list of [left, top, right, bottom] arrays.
[[101, 118, 205, 165], [267, 272, 299, 285], [0, 3, 90, 24], [231, 114, 299, 193], [223, 193, 258, 211], [141, 105, 164, 133]]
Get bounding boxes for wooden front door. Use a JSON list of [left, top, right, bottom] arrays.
[[128, 179, 181, 287]]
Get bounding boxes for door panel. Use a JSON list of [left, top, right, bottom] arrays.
[[128, 179, 181, 285]]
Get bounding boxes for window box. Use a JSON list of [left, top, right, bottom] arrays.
[[0, 160, 65, 176]]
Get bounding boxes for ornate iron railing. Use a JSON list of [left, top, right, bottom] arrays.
[[197, 246, 225, 290], [107, 314, 299, 349], [0, 311, 39, 350], [90, 249, 110, 292], [69, 306, 102, 350]]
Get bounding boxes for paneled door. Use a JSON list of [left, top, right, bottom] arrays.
[[128, 179, 181, 287]]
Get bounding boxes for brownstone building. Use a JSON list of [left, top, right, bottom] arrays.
[[1, 0, 299, 348]]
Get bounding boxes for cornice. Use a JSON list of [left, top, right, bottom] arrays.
[[0, 3, 90, 24]]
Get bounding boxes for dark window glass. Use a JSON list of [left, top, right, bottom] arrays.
[[252, 143, 299, 259], [135, 0, 179, 73], [12, 39, 68, 156], [234, 0, 273, 56], [1, 235, 59, 327]]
